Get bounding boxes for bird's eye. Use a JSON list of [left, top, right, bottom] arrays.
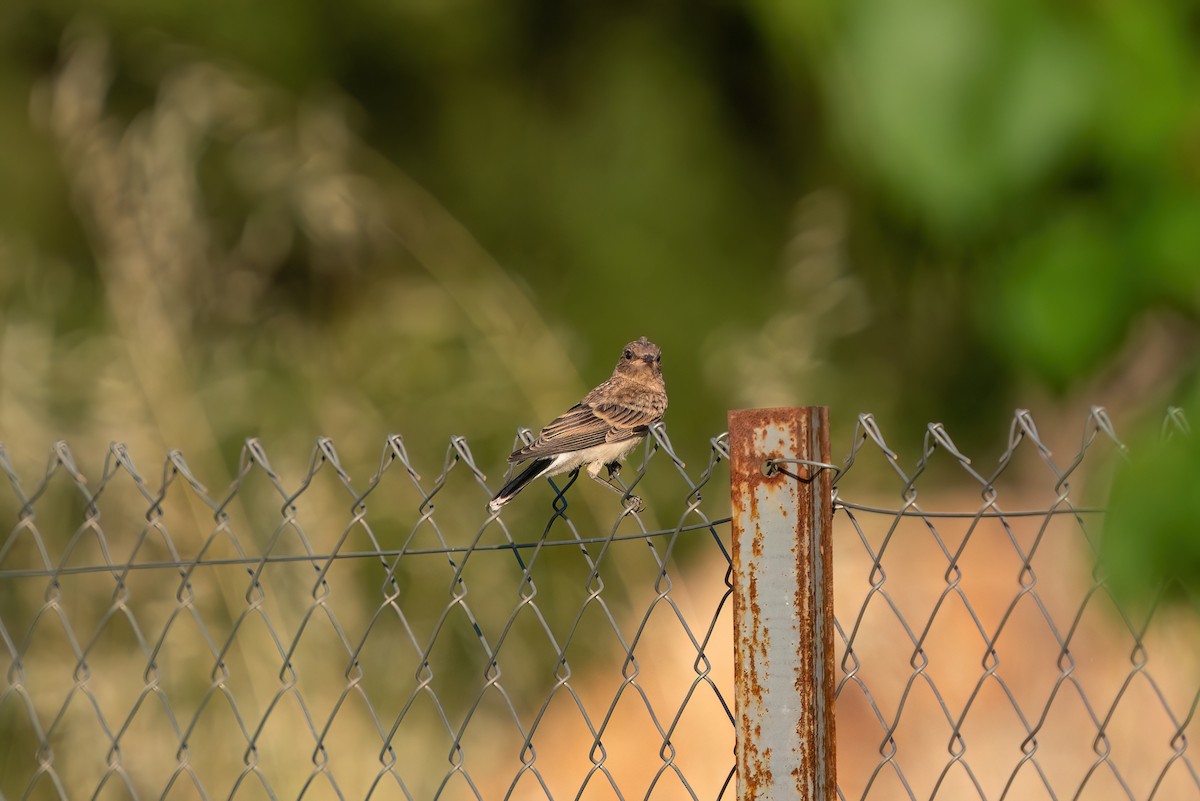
[[624, 350, 633, 360], [655, 355, 661, 363]]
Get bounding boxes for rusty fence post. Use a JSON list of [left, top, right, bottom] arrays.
[[728, 407, 836, 800]]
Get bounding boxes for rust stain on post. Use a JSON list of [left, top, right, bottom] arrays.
[[729, 407, 836, 801]]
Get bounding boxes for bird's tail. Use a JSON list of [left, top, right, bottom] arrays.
[[488, 458, 553, 512]]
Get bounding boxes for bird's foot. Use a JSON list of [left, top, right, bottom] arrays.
[[622, 494, 644, 513], [605, 461, 622, 478]]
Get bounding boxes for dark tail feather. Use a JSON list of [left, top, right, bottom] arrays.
[[488, 458, 553, 511]]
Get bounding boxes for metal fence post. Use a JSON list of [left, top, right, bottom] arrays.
[[728, 407, 836, 800]]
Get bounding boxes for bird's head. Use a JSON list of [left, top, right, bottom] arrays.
[[614, 336, 663, 382]]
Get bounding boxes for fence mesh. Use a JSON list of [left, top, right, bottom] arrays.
[[831, 408, 1200, 801], [3, 409, 1199, 800], [0, 425, 735, 801]]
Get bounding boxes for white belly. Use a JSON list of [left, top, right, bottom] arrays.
[[542, 439, 642, 478]]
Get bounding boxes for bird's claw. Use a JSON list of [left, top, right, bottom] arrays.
[[605, 461, 622, 478]]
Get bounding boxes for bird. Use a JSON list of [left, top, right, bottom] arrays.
[[488, 336, 667, 512]]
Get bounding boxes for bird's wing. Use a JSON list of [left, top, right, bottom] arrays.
[[508, 399, 662, 463], [591, 402, 661, 439]]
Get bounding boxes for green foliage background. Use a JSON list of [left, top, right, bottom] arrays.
[[2, 0, 1198, 461]]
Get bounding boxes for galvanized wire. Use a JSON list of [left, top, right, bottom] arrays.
[[0, 424, 735, 801], [6, 406, 1198, 801], [830, 407, 1200, 801]]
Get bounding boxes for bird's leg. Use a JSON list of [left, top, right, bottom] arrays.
[[588, 464, 643, 512], [587, 470, 626, 497]]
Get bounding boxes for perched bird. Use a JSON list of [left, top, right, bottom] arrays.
[[488, 337, 667, 512]]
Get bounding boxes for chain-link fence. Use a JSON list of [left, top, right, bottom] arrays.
[[0, 425, 735, 801], [2, 409, 1198, 801], [830, 407, 1199, 801]]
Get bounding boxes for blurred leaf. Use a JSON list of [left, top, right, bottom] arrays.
[[987, 208, 1134, 387], [989, 22, 1096, 188], [1092, 1, 1198, 168], [829, 0, 1095, 235], [1104, 406, 1200, 608], [1132, 190, 1200, 310]]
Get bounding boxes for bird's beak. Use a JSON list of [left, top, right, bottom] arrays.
[[641, 355, 656, 365]]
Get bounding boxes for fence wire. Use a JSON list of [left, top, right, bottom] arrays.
[[830, 407, 1200, 801], [4, 408, 1199, 801], [0, 424, 736, 801]]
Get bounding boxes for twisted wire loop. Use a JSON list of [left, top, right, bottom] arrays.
[[826, 407, 1200, 801], [0, 427, 735, 801]]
